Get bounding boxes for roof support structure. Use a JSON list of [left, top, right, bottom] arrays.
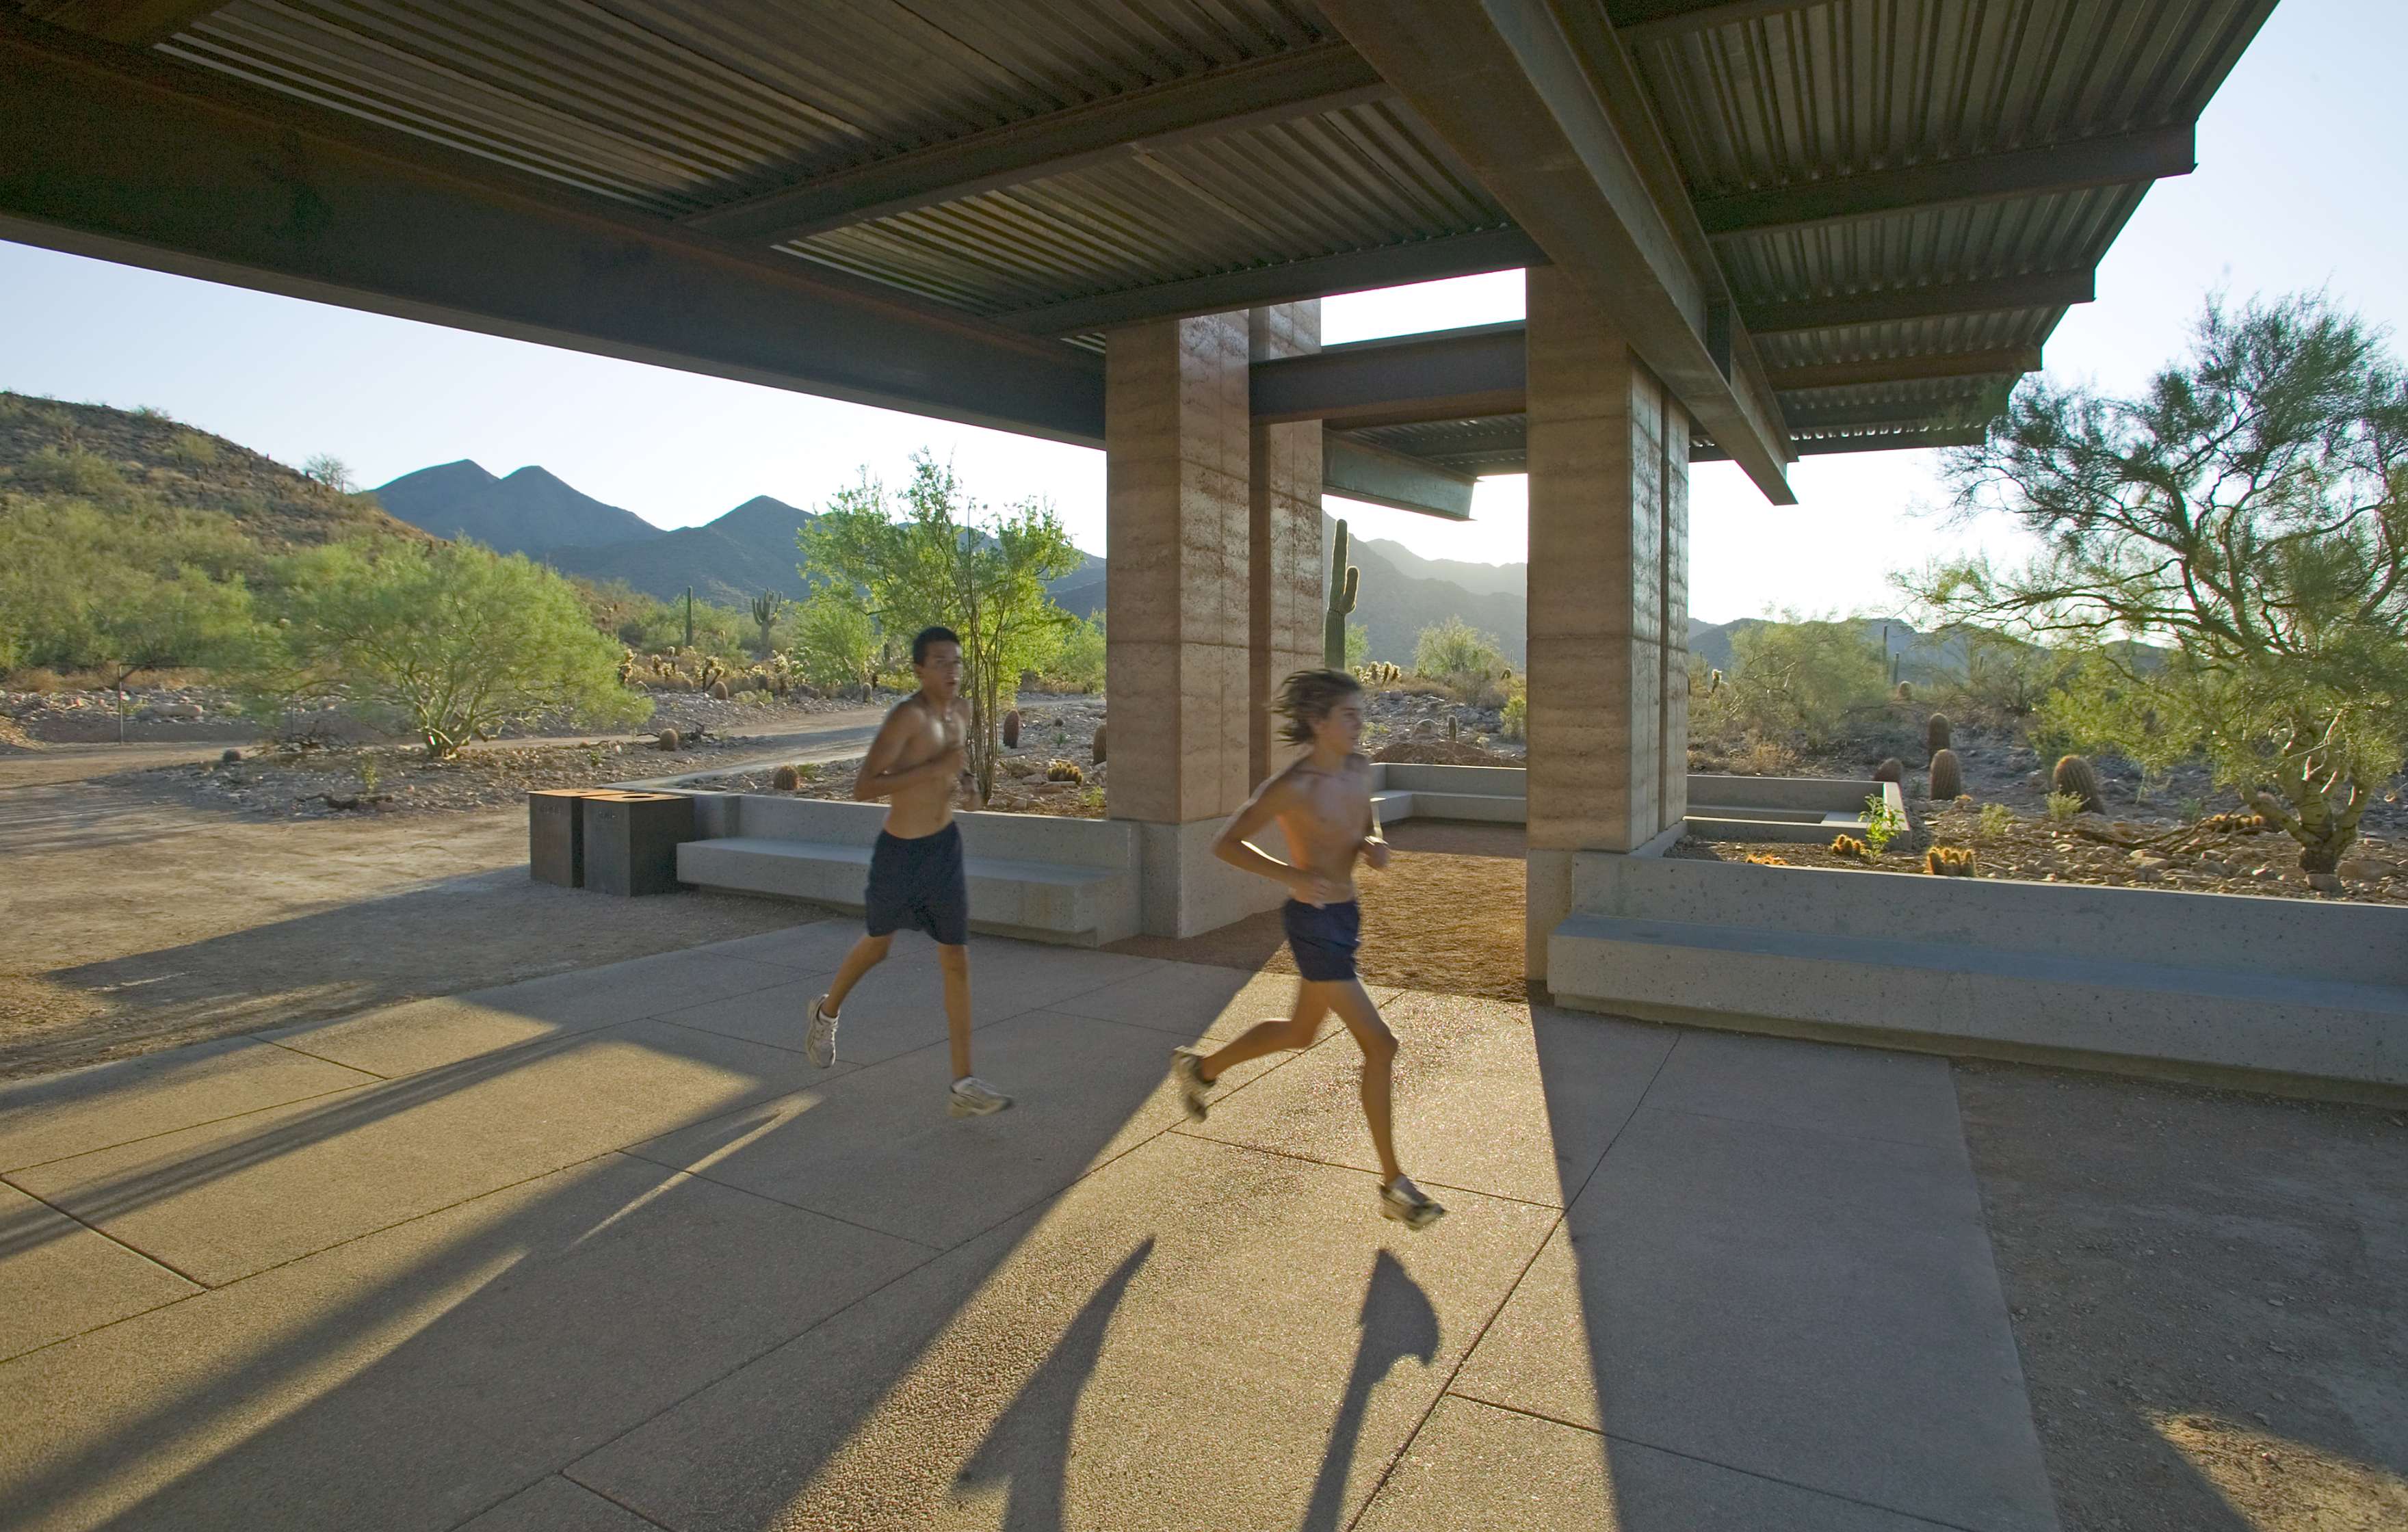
[[0, 16, 1107, 445], [1696, 126, 2197, 238], [1763, 347, 2043, 393], [1695, 426, 1987, 462], [19, 0, 226, 47], [1742, 270, 2095, 335], [1319, 0, 1794, 503], [1322, 432, 1476, 518], [1607, 3, 1820, 47], [1252, 323, 1526, 427], [683, 42, 1391, 245], [993, 228, 1547, 335]]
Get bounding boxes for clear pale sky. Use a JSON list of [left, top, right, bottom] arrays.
[[0, 0, 2392, 625]]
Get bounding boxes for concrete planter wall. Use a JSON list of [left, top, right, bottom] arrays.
[[1551, 852, 2408, 1104]]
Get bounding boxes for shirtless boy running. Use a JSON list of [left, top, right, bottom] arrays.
[[807, 625, 1010, 1118], [1167, 668, 1443, 1228]]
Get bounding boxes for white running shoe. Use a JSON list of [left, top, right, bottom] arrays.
[[1380, 1176, 1446, 1230], [805, 994, 839, 1070], [1168, 1047, 1213, 1122], [948, 1076, 1013, 1118]]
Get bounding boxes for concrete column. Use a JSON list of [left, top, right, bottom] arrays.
[[1523, 265, 1692, 979], [1248, 301, 1324, 784], [1104, 311, 1293, 936]]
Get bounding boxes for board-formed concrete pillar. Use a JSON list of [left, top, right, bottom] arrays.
[[1523, 265, 1692, 979], [1248, 301, 1325, 784], [1105, 310, 1302, 936]]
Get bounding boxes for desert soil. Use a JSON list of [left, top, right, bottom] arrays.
[[1674, 798, 2408, 906]]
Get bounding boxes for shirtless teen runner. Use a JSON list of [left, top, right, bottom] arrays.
[[806, 625, 1010, 1118], [1167, 668, 1443, 1228]]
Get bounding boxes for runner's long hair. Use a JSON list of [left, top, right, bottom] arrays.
[[1275, 668, 1363, 746]]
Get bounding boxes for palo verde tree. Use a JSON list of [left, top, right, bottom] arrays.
[[252, 537, 651, 757], [1903, 293, 2408, 872], [798, 451, 1082, 801]]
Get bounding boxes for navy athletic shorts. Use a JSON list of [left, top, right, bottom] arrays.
[[1283, 898, 1361, 983], [865, 822, 969, 947]]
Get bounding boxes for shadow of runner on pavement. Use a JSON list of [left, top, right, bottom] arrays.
[[952, 1237, 1155, 1531], [1300, 1250, 1439, 1532]]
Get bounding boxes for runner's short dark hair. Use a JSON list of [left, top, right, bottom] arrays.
[[912, 625, 961, 665], [1275, 668, 1363, 746]]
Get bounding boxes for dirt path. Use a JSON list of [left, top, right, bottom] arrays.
[[0, 711, 885, 1078]]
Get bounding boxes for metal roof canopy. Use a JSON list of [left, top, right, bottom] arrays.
[[1, 0, 2273, 514]]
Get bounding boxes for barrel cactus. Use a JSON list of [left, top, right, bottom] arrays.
[[771, 763, 802, 791], [2052, 754, 2103, 813], [1002, 709, 1021, 749], [1092, 724, 1107, 765], [1925, 845, 1977, 877], [1828, 834, 1869, 860], [1925, 711, 1951, 758], [1046, 759, 1085, 784], [1927, 748, 1963, 800], [1872, 757, 1904, 785], [656, 728, 681, 751]]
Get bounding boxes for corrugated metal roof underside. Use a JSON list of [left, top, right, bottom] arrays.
[[778, 102, 1504, 316], [163, 0, 1338, 215], [1630, 0, 2269, 198], [135, 0, 2272, 468]]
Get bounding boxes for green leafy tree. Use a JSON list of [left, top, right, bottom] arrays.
[[253, 538, 651, 757], [1041, 612, 1106, 693], [84, 568, 261, 740], [1903, 293, 2408, 871], [799, 452, 1083, 800], [789, 587, 881, 692]]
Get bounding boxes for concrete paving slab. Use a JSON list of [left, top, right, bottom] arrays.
[[460, 1475, 691, 1531], [626, 1007, 1305, 1250], [573, 1133, 1558, 1532], [256, 949, 801, 1077], [690, 935, 1166, 1068], [1052, 960, 1400, 1035], [0, 1182, 198, 1362], [1449, 1105, 2057, 1532], [1357, 1395, 1961, 1531], [695, 918, 869, 973], [1187, 996, 1675, 1206], [1642, 1029, 1968, 1151], [0, 1037, 377, 1172], [10, 1018, 827, 1286], [0, 1154, 927, 1532]]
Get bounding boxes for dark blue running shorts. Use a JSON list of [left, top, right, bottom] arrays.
[[865, 822, 969, 947], [1283, 898, 1361, 983]]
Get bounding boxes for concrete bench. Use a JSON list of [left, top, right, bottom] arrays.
[[669, 794, 1141, 947], [1548, 853, 2408, 1102]]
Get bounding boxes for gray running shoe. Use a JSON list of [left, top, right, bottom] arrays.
[[1380, 1176, 1445, 1230], [948, 1076, 1013, 1118], [1168, 1047, 1213, 1122], [805, 994, 839, 1070]]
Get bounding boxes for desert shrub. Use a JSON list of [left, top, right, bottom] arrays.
[[1344, 621, 1370, 672], [10, 447, 129, 501], [1712, 616, 1887, 748], [1862, 795, 1907, 854], [2045, 791, 2084, 821], [250, 538, 651, 756], [1413, 618, 1508, 700], [168, 431, 220, 467], [788, 587, 882, 693], [1977, 802, 2016, 841], [1501, 672, 1526, 740]]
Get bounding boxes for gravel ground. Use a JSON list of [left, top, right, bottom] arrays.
[[1671, 798, 2408, 906]]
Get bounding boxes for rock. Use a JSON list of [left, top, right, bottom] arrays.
[[2250, 865, 2277, 880], [2133, 856, 2170, 875], [2338, 857, 2395, 882], [2193, 858, 2228, 876], [2307, 873, 2344, 894]]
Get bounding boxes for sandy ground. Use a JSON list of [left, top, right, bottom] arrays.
[[0, 718, 880, 1078]]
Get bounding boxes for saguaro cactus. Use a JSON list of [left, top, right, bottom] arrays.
[[1324, 518, 1359, 669], [683, 585, 695, 650], [750, 589, 783, 657]]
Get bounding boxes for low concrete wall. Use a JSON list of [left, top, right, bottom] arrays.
[[1551, 853, 2408, 1102]]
